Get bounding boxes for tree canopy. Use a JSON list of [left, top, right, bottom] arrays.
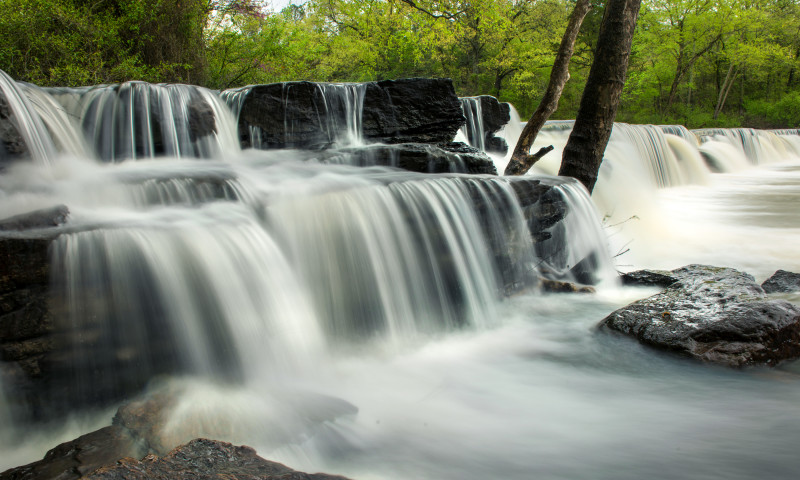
[[0, 0, 797, 127]]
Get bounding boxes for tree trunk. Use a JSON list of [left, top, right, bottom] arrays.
[[558, 0, 642, 194], [503, 0, 592, 176], [713, 63, 737, 120]]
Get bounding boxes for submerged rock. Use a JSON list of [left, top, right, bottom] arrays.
[[540, 279, 596, 294], [761, 269, 800, 293], [0, 205, 69, 231], [600, 265, 800, 367]]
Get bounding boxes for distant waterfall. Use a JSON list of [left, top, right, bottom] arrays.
[[527, 121, 709, 188]]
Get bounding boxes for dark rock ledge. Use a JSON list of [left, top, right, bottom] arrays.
[[1, 388, 352, 480], [601, 265, 800, 367]]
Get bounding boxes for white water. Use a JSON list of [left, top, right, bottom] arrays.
[[1, 77, 800, 480]]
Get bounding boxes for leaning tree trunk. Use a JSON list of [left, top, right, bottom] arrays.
[[558, 0, 642, 194], [504, 0, 592, 176], [713, 63, 738, 120]]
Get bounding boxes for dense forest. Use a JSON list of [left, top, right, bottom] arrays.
[[1, 0, 798, 128]]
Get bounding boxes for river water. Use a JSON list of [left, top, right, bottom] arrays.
[[0, 75, 799, 479]]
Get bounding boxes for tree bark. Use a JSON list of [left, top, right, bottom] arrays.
[[503, 0, 592, 176], [558, 0, 642, 194], [713, 63, 737, 120]]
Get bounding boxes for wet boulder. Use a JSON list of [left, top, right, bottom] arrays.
[[233, 78, 465, 149], [761, 269, 800, 293], [82, 438, 350, 480], [600, 265, 800, 367], [620, 269, 679, 288], [0, 426, 146, 480]]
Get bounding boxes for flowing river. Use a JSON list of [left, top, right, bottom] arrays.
[[0, 74, 799, 479]]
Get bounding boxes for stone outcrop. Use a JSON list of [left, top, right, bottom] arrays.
[[320, 142, 497, 175], [761, 269, 800, 293], [233, 78, 465, 149], [1, 387, 353, 480], [460, 96, 511, 154], [1, 430, 349, 480], [0, 220, 60, 419], [0, 89, 28, 165], [0, 426, 146, 480], [600, 265, 800, 367], [82, 439, 350, 480]]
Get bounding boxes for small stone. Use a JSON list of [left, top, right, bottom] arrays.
[[761, 269, 800, 293]]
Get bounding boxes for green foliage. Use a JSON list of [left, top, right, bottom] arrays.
[[745, 91, 800, 128], [0, 0, 798, 127]]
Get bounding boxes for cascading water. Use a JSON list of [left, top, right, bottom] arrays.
[[2, 70, 800, 480], [46, 82, 240, 162], [0, 70, 57, 164], [459, 97, 485, 151]]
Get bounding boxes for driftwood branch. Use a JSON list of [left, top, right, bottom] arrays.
[[504, 0, 591, 176]]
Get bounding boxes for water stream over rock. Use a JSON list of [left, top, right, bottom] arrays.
[[1, 74, 800, 480]]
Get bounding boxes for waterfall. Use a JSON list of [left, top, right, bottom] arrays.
[[29, 156, 612, 409], [521, 121, 709, 189], [0, 70, 57, 165], [6, 71, 800, 480], [459, 97, 485, 151], [46, 82, 239, 162], [659, 125, 697, 144]]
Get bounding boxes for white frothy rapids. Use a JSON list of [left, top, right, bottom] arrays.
[[1, 74, 800, 480]]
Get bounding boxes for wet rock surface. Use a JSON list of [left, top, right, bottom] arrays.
[[620, 269, 679, 288], [234, 78, 465, 149], [761, 269, 800, 293], [0, 218, 60, 419], [82, 438, 350, 480], [1, 389, 352, 480], [0, 90, 28, 165], [0, 206, 69, 231], [460, 96, 511, 154], [601, 265, 800, 367], [322, 142, 497, 174], [0, 426, 146, 480]]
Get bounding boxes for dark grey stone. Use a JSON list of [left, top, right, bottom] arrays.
[[600, 264, 800, 367]]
